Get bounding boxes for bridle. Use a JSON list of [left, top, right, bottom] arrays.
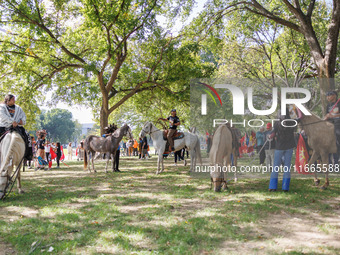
[[291, 105, 332, 127], [210, 178, 228, 190], [141, 123, 160, 137]]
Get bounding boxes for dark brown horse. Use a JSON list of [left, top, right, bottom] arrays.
[[84, 124, 133, 173], [289, 105, 336, 189]]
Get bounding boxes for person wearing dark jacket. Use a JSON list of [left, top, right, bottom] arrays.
[[56, 142, 62, 168], [269, 109, 296, 192]]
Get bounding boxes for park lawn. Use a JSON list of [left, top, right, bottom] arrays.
[[0, 156, 339, 255]]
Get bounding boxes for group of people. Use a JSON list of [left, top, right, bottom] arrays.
[[258, 90, 340, 192], [29, 130, 63, 170], [122, 137, 151, 159]]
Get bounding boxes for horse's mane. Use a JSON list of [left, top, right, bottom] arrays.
[[112, 124, 128, 138], [0, 132, 25, 172], [209, 125, 232, 164], [308, 112, 323, 121]]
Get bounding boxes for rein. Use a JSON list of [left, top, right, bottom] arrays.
[[0, 130, 10, 142], [298, 119, 327, 127], [0, 156, 24, 201], [143, 124, 161, 136]]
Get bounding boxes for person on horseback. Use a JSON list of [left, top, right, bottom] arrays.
[[159, 109, 180, 152], [0, 94, 32, 160], [324, 90, 340, 163]]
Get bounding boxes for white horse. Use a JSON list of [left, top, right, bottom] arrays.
[[0, 131, 26, 199], [139, 122, 202, 174]]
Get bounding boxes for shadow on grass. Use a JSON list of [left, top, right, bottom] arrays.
[[0, 158, 339, 254]]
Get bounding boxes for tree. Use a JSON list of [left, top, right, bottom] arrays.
[[195, 0, 340, 112], [0, 0, 197, 134], [37, 108, 80, 144]]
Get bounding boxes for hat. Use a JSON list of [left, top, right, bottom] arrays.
[[326, 91, 337, 97], [266, 123, 272, 129], [171, 109, 176, 112]]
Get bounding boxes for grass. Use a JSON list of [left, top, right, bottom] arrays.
[[0, 155, 339, 254]]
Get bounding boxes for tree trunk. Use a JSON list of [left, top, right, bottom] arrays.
[[318, 60, 335, 115], [100, 97, 109, 136]]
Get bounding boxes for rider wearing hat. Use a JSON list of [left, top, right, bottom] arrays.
[[159, 109, 180, 151]]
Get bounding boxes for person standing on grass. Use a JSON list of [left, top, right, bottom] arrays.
[[67, 142, 72, 160], [133, 139, 138, 156], [264, 123, 275, 171], [138, 137, 143, 159], [269, 108, 296, 192], [142, 136, 148, 159], [256, 127, 265, 165], [56, 142, 62, 168], [36, 133, 46, 170], [114, 144, 121, 172]]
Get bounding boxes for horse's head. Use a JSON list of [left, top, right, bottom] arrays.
[[210, 167, 227, 192], [139, 122, 152, 138], [120, 124, 133, 140], [288, 105, 303, 121]]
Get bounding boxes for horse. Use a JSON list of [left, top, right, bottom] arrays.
[[84, 124, 133, 173], [0, 130, 26, 199], [289, 105, 337, 189], [139, 122, 202, 174], [209, 124, 238, 192]]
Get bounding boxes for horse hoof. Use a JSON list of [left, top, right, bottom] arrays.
[[314, 180, 320, 186], [184, 160, 187, 166], [320, 186, 327, 190], [19, 190, 25, 194]]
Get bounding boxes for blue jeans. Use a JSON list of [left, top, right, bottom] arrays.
[[269, 148, 293, 191]]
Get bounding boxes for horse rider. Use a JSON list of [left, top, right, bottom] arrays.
[[159, 109, 180, 152], [0, 94, 32, 160], [324, 91, 340, 166]]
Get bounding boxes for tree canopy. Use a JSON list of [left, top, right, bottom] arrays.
[[36, 108, 81, 144]]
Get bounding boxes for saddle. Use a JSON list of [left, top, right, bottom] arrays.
[[162, 130, 184, 155], [162, 130, 184, 141]]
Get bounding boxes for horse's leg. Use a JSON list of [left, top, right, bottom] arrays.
[[17, 166, 24, 194], [320, 153, 330, 190], [105, 153, 109, 173], [308, 151, 319, 186], [189, 148, 195, 172], [223, 155, 231, 190], [112, 152, 116, 172], [156, 154, 162, 174], [234, 149, 238, 182], [91, 151, 96, 173]]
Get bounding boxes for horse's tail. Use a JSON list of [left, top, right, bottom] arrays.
[[195, 138, 203, 165], [84, 149, 87, 170]]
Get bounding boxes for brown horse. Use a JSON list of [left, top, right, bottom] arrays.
[[209, 124, 238, 192], [84, 124, 133, 173], [289, 105, 336, 189]]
